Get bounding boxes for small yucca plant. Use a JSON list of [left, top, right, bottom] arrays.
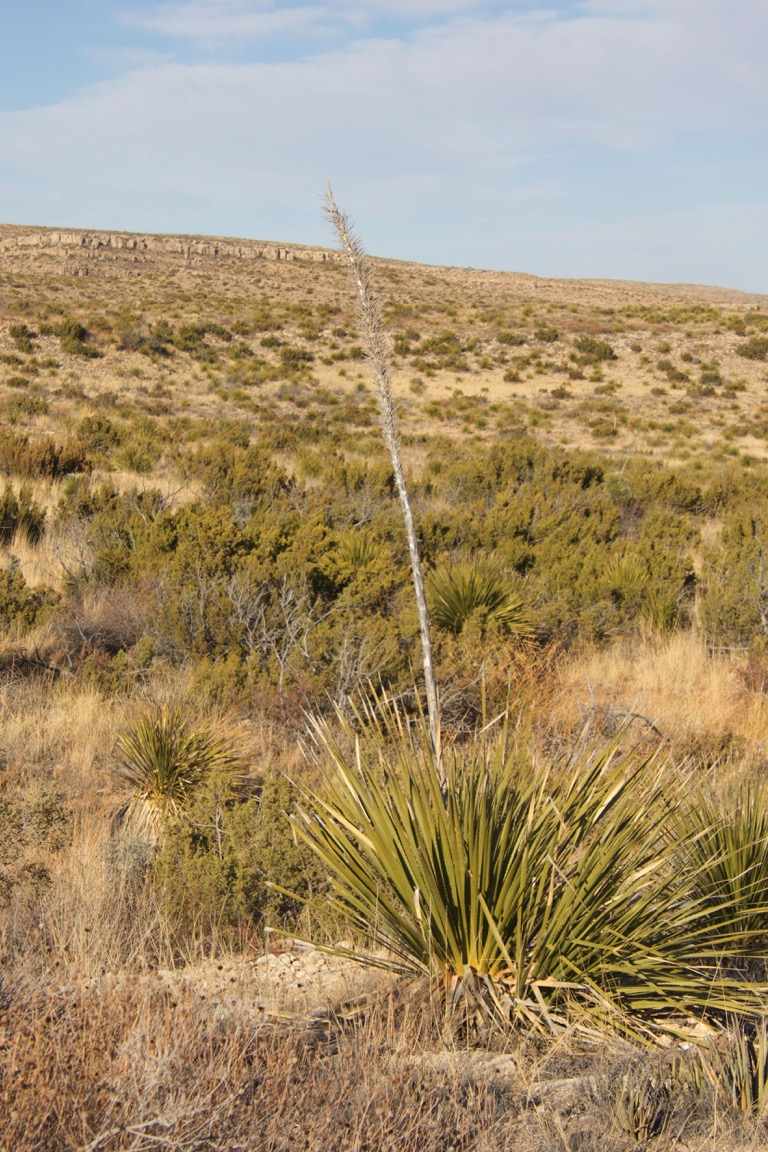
[[335, 530, 387, 574], [702, 1016, 768, 1117], [428, 558, 534, 637], [113, 704, 242, 841]]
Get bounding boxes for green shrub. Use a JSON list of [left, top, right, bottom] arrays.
[[574, 335, 617, 363], [675, 780, 768, 948], [428, 558, 534, 637], [54, 319, 100, 358], [76, 415, 122, 453], [0, 562, 56, 634], [0, 786, 72, 907], [8, 323, 35, 354], [738, 336, 768, 361], [113, 704, 245, 841], [155, 771, 329, 944], [6, 394, 49, 423], [0, 483, 45, 545], [279, 345, 315, 372], [0, 431, 90, 479]]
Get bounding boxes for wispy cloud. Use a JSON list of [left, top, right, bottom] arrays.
[[122, 2, 327, 43], [120, 0, 521, 44], [1, 0, 766, 288]]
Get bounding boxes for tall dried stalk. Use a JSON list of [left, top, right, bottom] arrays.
[[324, 187, 443, 788]]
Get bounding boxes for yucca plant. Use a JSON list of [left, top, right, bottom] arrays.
[[702, 1016, 768, 1117], [674, 780, 768, 948], [603, 552, 648, 606], [293, 698, 768, 1037], [335, 530, 387, 574], [428, 558, 534, 637], [113, 704, 243, 841], [614, 1069, 671, 1144]]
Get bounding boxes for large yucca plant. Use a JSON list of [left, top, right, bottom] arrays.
[[113, 704, 242, 841], [428, 558, 534, 636], [293, 699, 768, 1036]]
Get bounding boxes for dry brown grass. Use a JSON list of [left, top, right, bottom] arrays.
[[553, 632, 768, 768], [4, 644, 768, 1149], [3, 963, 767, 1152]]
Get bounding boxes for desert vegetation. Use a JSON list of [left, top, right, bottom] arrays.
[[2, 222, 768, 1148]]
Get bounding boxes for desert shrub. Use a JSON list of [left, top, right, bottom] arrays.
[[53, 319, 100, 358], [393, 330, 419, 355], [0, 563, 56, 634], [574, 335, 617, 363], [8, 322, 35, 354], [700, 364, 724, 387], [6, 394, 49, 423], [674, 780, 768, 950], [698, 507, 768, 647], [534, 326, 560, 343], [115, 439, 159, 474], [297, 703, 768, 1036], [414, 437, 707, 641], [0, 786, 72, 908], [0, 483, 45, 545], [738, 336, 768, 361], [76, 414, 122, 454], [185, 438, 292, 510], [0, 431, 90, 479], [279, 344, 314, 372], [117, 323, 173, 357], [411, 331, 468, 371], [113, 704, 245, 841], [428, 558, 534, 637], [170, 324, 219, 363], [52, 585, 150, 661], [156, 771, 329, 944]]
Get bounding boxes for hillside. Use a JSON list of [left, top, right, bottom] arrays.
[[2, 222, 768, 473]]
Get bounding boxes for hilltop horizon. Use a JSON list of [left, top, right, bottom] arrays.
[[2, 218, 767, 304]]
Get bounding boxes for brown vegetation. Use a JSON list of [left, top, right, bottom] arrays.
[[3, 224, 768, 1148]]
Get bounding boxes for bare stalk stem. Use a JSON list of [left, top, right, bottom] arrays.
[[324, 186, 443, 788]]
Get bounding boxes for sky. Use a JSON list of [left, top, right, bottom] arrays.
[[0, 1, 766, 292]]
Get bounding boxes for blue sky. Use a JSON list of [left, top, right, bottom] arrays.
[[0, 1, 766, 291]]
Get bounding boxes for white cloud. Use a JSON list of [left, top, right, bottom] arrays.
[[1, 1, 766, 287], [122, 3, 327, 42], [120, 1, 529, 44], [5, 4, 767, 179]]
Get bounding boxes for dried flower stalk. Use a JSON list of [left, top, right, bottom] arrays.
[[324, 186, 443, 788]]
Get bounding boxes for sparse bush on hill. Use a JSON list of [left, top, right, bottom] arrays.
[[0, 483, 45, 545], [0, 430, 90, 478], [738, 335, 768, 361], [8, 322, 35, 354], [0, 785, 72, 908], [573, 334, 617, 363], [54, 318, 101, 358]]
